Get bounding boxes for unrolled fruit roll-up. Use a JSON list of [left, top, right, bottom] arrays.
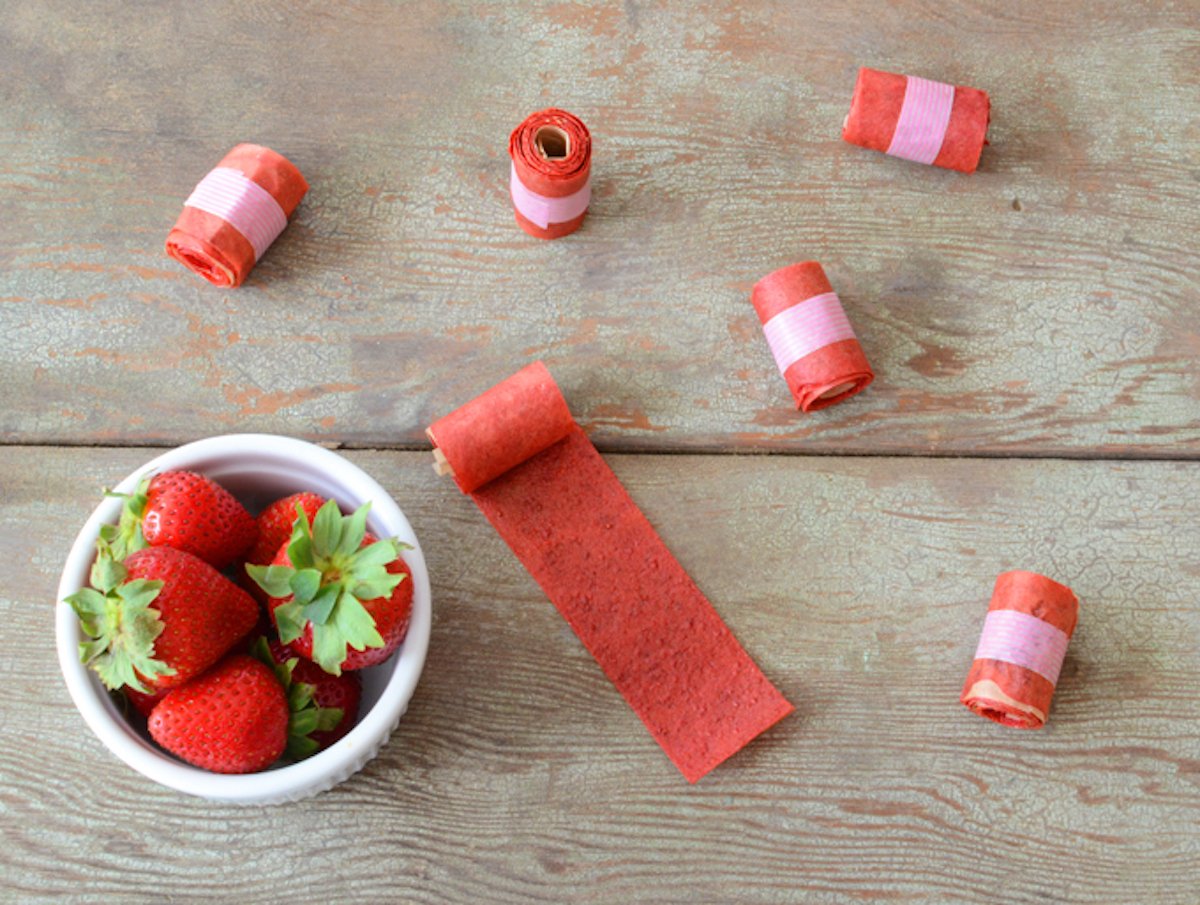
[[751, 261, 874, 412], [842, 67, 990, 173], [165, 144, 308, 287], [508, 109, 592, 240], [961, 570, 1079, 729], [427, 362, 794, 782], [426, 361, 574, 494]]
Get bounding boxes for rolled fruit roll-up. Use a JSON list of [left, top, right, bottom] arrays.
[[508, 109, 592, 240], [842, 67, 990, 173], [751, 261, 874, 412], [165, 143, 308, 287], [961, 570, 1079, 729]]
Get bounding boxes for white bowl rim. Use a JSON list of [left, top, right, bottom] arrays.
[[55, 433, 432, 803]]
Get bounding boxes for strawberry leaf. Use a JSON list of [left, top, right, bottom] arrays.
[[289, 569, 323, 606], [352, 573, 406, 602], [310, 500, 343, 560], [246, 563, 295, 599], [335, 504, 370, 557], [89, 543, 127, 594], [350, 538, 401, 571], [105, 476, 152, 561], [274, 600, 306, 644], [333, 591, 384, 652], [315, 707, 344, 732], [301, 583, 339, 627], [310, 623, 349, 676]]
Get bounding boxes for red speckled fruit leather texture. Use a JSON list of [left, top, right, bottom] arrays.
[[842, 67, 990, 173], [428, 362, 793, 782], [961, 570, 1079, 729], [165, 143, 308, 287]]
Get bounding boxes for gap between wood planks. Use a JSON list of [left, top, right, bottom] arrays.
[[2, 439, 1198, 464]]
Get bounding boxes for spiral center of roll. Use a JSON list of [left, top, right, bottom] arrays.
[[535, 126, 570, 159]]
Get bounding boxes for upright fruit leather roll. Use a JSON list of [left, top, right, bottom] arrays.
[[751, 261, 874, 412], [166, 144, 308, 287], [508, 109, 592, 239], [961, 571, 1079, 729], [842, 67, 990, 173], [427, 362, 793, 782]]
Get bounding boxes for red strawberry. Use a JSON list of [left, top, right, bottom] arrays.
[[124, 685, 168, 719], [240, 492, 325, 604], [104, 471, 257, 569], [252, 637, 362, 757], [247, 500, 413, 675], [148, 654, 288, 773], [66, 541, 258, 693]]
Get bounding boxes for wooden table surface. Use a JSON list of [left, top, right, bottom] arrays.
[[2, 2, 1198, 902]]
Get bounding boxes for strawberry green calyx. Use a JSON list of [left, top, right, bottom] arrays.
[[99, 475, 153, 561], [64, 538, 174, 694], [246, 500, 411, 675], [250, 637, 344, 760]]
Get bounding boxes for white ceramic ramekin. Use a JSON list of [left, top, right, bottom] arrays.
[[55, 434, 431, 804]]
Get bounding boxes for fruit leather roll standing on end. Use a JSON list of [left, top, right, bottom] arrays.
[[428, 362, 793, 782], [843, 67, 990, 173], [751, 261, 874, 412], [961, 571, 1079, 729], [508, 109, 592, 239], [166, 144, 308, 287]]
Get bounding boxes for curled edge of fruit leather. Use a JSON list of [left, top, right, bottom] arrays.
[[961, 570, 1079, 729], [508, 109, 592, 239], [165, 144, 308, 287], [842, 67, 990, 173], [751, 261, 874, 412], [426, 361, 573, 493]]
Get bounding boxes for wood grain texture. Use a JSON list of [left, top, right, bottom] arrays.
[[3, 447, 1198, 904], [2, 1, 1198, 454]]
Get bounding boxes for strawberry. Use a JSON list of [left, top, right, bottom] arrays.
[[247, 500, 413, 675], [66, 541, 258, 693], [148, 654, 288, 773], [104, 470, 257, 569], [251, 637, 361, 757], [124, 685, 168, 718]]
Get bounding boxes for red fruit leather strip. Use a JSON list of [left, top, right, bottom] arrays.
[[751, 261, 874, 412], [165, 143, 308, 287], [508, 109, 592, 240], [428, 362, 793, 782], [961, 570, 1079, 729], [842, 67, 990, 173]]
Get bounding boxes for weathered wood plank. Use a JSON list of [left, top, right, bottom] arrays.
[[2, 446, 1197, 903], [2, 1, 1198, 454]]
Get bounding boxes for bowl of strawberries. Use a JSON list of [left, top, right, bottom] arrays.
[[55, 433, 431, 804]]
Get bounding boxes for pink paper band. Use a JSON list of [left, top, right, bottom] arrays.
[[184, 167, 289, 262], [973, 609, 1070, 685], [886, 75, 955, 165], [761, 292, 857, 375], [509, 163, 591, 229]]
